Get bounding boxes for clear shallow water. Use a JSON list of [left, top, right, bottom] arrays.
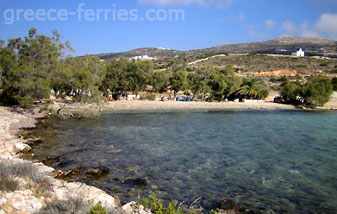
[[31, 110, 337, 213]]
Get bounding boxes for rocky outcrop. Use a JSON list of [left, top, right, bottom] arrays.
[[0, 106, 142, 214]]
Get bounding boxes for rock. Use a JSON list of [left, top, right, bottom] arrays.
[[87, 167, 109, 177], [27, 137, 43, 145], [14, 142, 31, 153], [0, 204, 14, 213], [58, 165, 83, 179], [45, 197, 53, 204], [122, 201, 151, 214], [13, 211, 29, 214], [39, 157, 61, 166], [218, 199, 237, 210], [124, 178, 147, 188]]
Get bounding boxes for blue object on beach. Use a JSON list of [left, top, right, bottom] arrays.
[[176, 96, 181, 101], [186, 96, 191, 102]]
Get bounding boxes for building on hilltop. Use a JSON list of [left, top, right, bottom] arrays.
[[292, 48, 305, 57], [131, 55, 155, 60]]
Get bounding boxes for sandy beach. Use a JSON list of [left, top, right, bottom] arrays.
[[105, 100, 297, 111]]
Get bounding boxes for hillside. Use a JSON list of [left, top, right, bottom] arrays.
[[187, 35, 337, 57], [93, 36, 337, 60]]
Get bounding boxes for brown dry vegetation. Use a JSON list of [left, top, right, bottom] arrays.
[[186, 54, 337, 74]]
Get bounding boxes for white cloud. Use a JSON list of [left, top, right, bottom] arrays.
[[281, 20, 298, 34], [280, 15, 337, 39], [314, 13, 337, 37], [236, 12, 245, 22], [300, 21, 319, 37], [138, 0, 234, 7], [244, 25, 265, 39], [265, 20, 275, 30]]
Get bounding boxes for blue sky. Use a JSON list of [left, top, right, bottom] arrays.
[[1, 0, 337, 56]]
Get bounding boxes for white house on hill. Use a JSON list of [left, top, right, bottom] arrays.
[[292, 48, 305, 57], [131, 55, 155, 60]]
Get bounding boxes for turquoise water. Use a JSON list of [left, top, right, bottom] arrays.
[[31, 110, 337, 213]]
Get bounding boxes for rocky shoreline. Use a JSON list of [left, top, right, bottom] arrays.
[[0, 106, 149, 214]]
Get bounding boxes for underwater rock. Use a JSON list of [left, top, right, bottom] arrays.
[[218, 199, 237, 214], [123, 178, 147, 188], [219, 199, 237, 210], [27, 137, 43, 146], [40, 156, 61, 166], [87, 166, 110, 177], [54, 165, 83, 179]]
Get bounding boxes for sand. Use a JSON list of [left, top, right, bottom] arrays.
[[105, 100, 297, 111]]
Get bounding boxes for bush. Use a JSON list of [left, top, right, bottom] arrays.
[[280, 81, 302, 104], [140, 94, 156, 101], [141, 191, 198, 214], [329, 69, 337, 74], [280, 77, 333, 107], [0, 176, 19, 192], [89, 203, 107, 214], [301, 76, 333, 107], [36, 198, 89, 214], [0, 160, 44, 183], [332, 77, 337, 91], [0, 160, 51, 196]]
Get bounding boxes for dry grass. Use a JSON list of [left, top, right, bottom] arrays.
[[0, 176, 20, 192], [187, 54, 337, 74], [0, 160, 51, 195]]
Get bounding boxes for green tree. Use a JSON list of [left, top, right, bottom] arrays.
[[127, 60, 152, 96], [238, 77, 269, 100], [151, 71, 170, 93], [218, 67, 242, 100], [70, 56, 106, 103], [280, 81, 302, 104], [170, 70, 189, 97], [0, 28, 62, 107], [50, 59, 74, 98], [301, 76, 333, 107], [208, 70, 228, 101], [101, 58, 129, 95], [187, 70, 210, 100]]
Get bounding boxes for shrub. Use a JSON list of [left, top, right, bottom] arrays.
[[36, 197, 89, 214], [0, 160, 51, 195], [140, 94, 156, 101], [332, 77, 337, 91], [141, 191, 198, 214], [89, 203, 107, 214], [0, 176, 19, 192], [0, 160, 44, 183], [280, 81, 302, 104], [301, 76, 333, 107]]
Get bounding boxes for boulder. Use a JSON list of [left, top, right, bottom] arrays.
[[122, 201, 151, 214], [14, 142, 31, 153]]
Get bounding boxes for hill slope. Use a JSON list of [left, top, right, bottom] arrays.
[[187, 36, 337, 57], [94, 36, 337, 60]]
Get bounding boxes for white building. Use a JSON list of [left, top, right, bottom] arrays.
[[131, 55, 155, 60], [292, 48, 305, 57]]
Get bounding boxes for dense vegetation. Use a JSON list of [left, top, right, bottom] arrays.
[[280, 76, 334, 107], [1, 29, 336, 109], [0, 29, 272, 108]]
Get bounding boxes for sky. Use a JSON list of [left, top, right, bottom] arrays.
[[0, 0, 337, 56]]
